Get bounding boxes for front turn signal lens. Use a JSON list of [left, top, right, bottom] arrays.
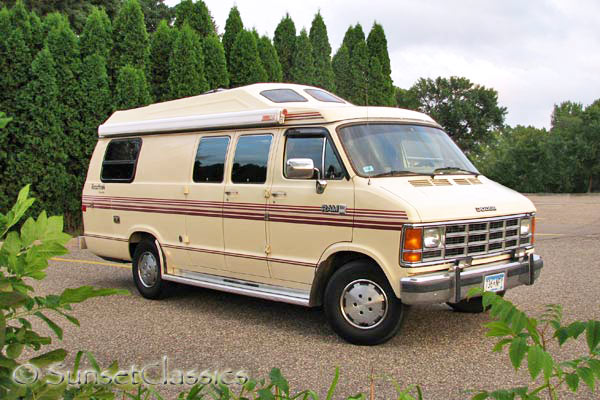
[[531, 216, 536, 244], [403, 252, 422, 263], [403, 228, 423, 250]]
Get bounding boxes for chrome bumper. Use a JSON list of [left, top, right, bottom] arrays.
[[400, 254, 543, 305]]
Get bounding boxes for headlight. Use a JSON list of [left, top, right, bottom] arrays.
[[520, 218, 531, 235], [423, 227, 444, 248]]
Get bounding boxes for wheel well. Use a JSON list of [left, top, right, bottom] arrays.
[[310, 251, 384, 307], [128, 232, 156, 260]]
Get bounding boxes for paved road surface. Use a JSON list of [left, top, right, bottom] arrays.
[[35, 195, 600, 399]]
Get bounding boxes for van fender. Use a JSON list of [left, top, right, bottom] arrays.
[[313, 242, 400, 303]]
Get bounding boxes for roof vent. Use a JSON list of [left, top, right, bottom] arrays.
[[409, 179, 433, 187], [469, 178, 483, 184], [432, 179, 452, 186], [454, 178, 470, 185]]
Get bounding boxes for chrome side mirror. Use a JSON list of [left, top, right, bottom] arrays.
[[286, 158, 315, 179]]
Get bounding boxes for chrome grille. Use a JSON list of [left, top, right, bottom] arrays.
[[421, 216, 532, 262]]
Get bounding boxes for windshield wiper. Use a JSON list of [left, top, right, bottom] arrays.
[[433, 167, 480, 177], [371, 170, 430, 178]]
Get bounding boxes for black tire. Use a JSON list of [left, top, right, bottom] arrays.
[[132, 240, 171, 299], [447, 291, 505, 313], [324, 260, 405, 345]]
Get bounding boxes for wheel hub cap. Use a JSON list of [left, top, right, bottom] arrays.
[[340, 279, 388, 329], [138, 252, 158, 288]]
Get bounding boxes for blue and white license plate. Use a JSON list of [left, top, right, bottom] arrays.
[[484, 272, 505, 292]]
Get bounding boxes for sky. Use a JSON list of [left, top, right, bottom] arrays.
[[165, 0, 600, 129]]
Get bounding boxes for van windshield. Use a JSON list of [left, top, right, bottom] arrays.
[[338, 124, 478, 177]]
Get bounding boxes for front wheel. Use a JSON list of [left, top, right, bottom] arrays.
[[324, 260, 405, 345]]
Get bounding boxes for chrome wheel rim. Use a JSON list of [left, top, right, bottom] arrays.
[[138, 251, 158, 288], [340, 279, 388, 329]]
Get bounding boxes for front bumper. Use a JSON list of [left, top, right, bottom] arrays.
[[400, 254, 543, 305]]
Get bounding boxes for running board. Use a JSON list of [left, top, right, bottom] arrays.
[[162, 270, 310, 307]]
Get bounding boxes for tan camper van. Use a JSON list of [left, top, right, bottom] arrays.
[[82, 83, 543, 345]]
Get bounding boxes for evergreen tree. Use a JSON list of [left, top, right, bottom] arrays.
[[46, 18, 84, 226], [28, 10, 43, 52], [222, 6, 242, 73], [115, 65, 152, 110], [309, 11, 334, 91], [203, 34, 229, 89], [367, 56, 386, 106], [80, 6, 112, 59], [140, 0, 173, 33], [111, 0, 149, 76], [367, 22, 395, 106], [9, 0, 32, 52], [149, 19, 175, 102], [80, 53, 112, 168], [350, 40, 369, 105], [332, 44, 352, 101], [42, 11, 67, 38], [257, 35, 282, 82], [0, 15, 31, 114], [273, 13, 295, 82], [229, 29, 267, 87], [174, 0, 214, 37], [342, 23, 365, 57], [168, 24, 208, 98], [16, 48, 68, 217], [290, 28, 315, 86]]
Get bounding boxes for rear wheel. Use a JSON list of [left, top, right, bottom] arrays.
[[324, 260, 404, 345], [132, 240, 171, 299]]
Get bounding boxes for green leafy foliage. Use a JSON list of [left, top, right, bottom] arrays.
[[257, 35, 282, 83], [332, 44, 352, 102], [80, 6, 112, 59], [229, 29, 267, 88], [467, 288, 600, 399], [149, 19, 175, 102], [168, 23, 208, 98], [140, 0, 173, 33], [111, 0, 149, 77], [290, 28, 315, 86], [115, 64, 152, 110], [174, 0, 214, 38], [203, 34, 229, 90], [309, 12, 334, 91], [222, 5, 243, 74], [349, 40, 369, 106], [273, 13, 296, 82], [0, 186, 128, 398]]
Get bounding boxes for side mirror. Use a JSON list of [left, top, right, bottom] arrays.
[[286, 158, 315, 179]]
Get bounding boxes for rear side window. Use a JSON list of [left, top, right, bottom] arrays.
[[304, 89, 345, 103], [193, 136, 230, 183], [101, 138, 142, 183], [231, 135, 272, 184]]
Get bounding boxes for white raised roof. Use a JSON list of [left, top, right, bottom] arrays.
[[98, 83, 437, 137]]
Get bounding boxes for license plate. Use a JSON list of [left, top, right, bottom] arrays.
[[484, 272, 505, 292]]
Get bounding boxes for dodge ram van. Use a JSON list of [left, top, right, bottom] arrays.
[[82, 83, 543, 345]]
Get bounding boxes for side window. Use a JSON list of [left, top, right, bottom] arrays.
[[193, 136, 230, 183], [284, 136, 344, 180], [231, 135, 272, 184], [101, 138, 142, 183]]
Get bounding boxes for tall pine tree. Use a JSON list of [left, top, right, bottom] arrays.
[[111, 0, 149, 76], [350, 40, 369, 105], [367, 56, 387, 106], [80, 6, 112, 59], [367, 22, 395, 106], [168, 24, 208, 98], [229, 29, 267, 87], [290, 28, 315, 86], [17, 48, 68, 217], [332, 44, 352, 102], [115, 65, 152, 110], [257, 35, 282, 82], [222, 6, 242, 74], [174, 0, 215, 37], [342, 23, 365, 57], [309, 12, 334, 91], [273, 13, 295, 82], [149, 19, 175, 102], [203, 34, 229, 89]]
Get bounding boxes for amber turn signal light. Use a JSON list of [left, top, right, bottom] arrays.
[[402, 252, 422, 262], [403, 227, 423, 250], [531, 216, 536, 244]]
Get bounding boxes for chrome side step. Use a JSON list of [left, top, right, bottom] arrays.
[[162, 270, 310, 307]]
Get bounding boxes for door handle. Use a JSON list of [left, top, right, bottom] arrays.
[[271, 191, 287, 197], [225, 190, 239, 196]]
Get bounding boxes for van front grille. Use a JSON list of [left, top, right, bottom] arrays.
[[419, 216, 533, 262]]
